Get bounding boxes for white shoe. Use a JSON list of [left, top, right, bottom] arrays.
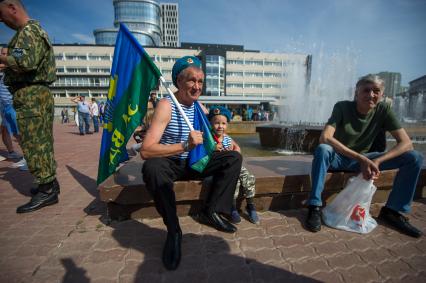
[[11, 158, 26, 168], [0, 155, 6, 161], [7, 151, 22, 159]]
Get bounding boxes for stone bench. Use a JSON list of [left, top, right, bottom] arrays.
[[99, 155, 426, 221]]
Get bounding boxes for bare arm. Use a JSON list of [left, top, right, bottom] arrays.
[[373, 128, 413, 165], [320, 124, 380, 180], [140, 99, 203, 159], [231, 139, 241, 153], [70, 97, 80, 103]]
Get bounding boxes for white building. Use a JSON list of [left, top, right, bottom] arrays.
[[161, 3, 179, 47], [51, 43, 311, 116]]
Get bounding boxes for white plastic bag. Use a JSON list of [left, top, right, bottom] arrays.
[[322, 174, 377, 234]]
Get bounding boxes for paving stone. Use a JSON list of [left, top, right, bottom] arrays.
[[355, 247, 394, 264], [389, 243, 424, 259], [399, 271, 426, 283], [340, 265, 381, 282], [272, 234, 304, 248], [244, 248, 283, 263], [279, 245, 317, 262], [402, 255, 426, 273], [239, 237, 275, 251], [315, 240, 351, 256], [344, 237, 380, 252], [292, 257, 331, 275], [326, 252, 365, 270], [235, 227, 266, 239], [84, 249, 128, 264], [376, 260, 415, 280], [206, 266, 251, 283], [309, 271, 343, 283], [204, 239, 241, 255]]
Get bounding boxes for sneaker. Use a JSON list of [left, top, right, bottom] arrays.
[[246, 203, 259, 224], [230, 209, 241, 224], [305, 205, 322, 232], [11, 158, 26, 168], [378, 206, 423, 238], [0, 155, 6, 161], [7, 151, 22, 159]]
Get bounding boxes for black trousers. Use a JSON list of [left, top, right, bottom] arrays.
[[142, 151, 242, 233]]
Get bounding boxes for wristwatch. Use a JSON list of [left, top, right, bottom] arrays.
[[182, 140, 190, 152]]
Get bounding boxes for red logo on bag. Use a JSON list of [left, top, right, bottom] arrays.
[[351, 205, 366, 226]]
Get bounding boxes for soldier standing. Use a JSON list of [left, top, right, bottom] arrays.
[[0, 0, 60, 213]]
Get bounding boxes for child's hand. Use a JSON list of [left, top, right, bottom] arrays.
[[215, 143, 224, 151]]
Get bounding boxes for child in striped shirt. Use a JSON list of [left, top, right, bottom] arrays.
[[208, 106, 259, 224]]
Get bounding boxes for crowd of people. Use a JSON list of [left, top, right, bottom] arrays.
[[0, 0, 424, 273]]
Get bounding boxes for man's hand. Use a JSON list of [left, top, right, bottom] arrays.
[[359, 156, 380, 180], [187, 131, 203, 150]]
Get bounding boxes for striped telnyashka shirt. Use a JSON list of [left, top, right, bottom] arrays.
[[221, 135, 233, 150], [159, 96, 195, 159]]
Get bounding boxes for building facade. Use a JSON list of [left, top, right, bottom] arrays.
[[160, 3, 179, 47], [94, 0, 162, 46], [51, 44, 311, 117], [376, 71, 401, 98], [407, 75, 426, 121]]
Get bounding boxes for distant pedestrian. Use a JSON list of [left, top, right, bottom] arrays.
[[149, 92, 159, 108], [90, 98, 99, 132], [61, 108, 66, 123], [0, 0, 60, 213], [71, 96, 92, 135], [64, 108, 69, 123], [99, 102, 105, 124], [0, 67, 22, 160]]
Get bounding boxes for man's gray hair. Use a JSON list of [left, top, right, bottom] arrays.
[[356, 74, 385, 91]]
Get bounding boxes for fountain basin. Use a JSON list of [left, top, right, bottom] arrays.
[[256, 124, 323, 153]]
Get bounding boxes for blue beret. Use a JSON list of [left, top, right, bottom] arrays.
[[172, 56, 202, 87], [208, 106, 231, 122]]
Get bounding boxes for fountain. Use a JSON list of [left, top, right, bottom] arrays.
[[257, 46, 358, 153]]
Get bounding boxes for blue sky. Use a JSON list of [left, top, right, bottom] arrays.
[[1, 0, 425, 85]]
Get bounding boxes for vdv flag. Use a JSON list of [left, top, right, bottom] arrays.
[[189, 102, 217, 172], [97, 24, 161, 185]]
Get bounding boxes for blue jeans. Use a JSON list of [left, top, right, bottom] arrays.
[[309, 144, 424, 213], [92, 115, 99, 132], [78, 111, 90, 134]]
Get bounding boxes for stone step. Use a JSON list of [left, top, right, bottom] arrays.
[[99, 155, 426, 221]]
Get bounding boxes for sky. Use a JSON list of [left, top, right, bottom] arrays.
[[1, 0, 425, 85]]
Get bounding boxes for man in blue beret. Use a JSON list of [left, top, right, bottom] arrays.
[[140, 56, 242, 270]]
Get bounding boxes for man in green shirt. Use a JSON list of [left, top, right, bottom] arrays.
[[0, 0, 60, 213], [305, 74, 423, 238]]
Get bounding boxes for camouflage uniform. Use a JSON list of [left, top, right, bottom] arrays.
[[4, 20, 57, 185], [234, 166, 256, 199]]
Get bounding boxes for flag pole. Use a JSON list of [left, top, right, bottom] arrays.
[[159, 76, 195, 131]]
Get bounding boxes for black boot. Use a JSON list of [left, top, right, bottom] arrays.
[[17, 180, 60, 214], [199, 210, 237, 233], [305, 205, 322, 232], [162, 229, 182, 270], [30, 179, 60, 195], [378, 206, 423, 238]]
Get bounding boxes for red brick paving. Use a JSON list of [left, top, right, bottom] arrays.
[[0, 123, 425, 282]]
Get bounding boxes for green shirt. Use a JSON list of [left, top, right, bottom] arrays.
[[4, 20, 56, 89], [326, 101, 401, 153]]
